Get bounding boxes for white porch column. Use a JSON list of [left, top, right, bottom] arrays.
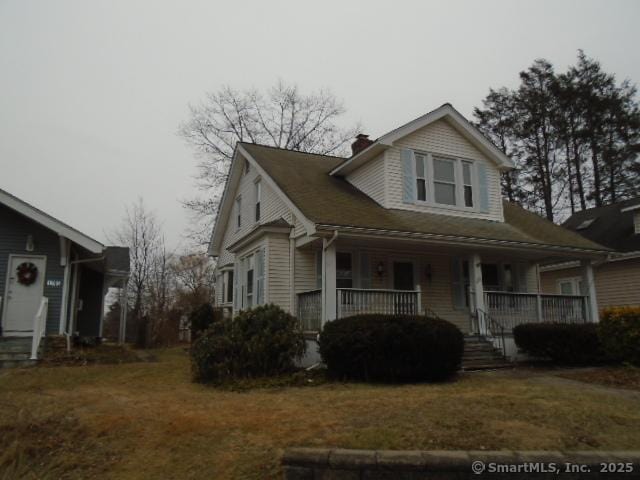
[[469, 253, 486, 334], [322, 239, 337, 324], [581, 259, 599, 323]]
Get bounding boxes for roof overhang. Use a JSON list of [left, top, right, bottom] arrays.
[[226, 222, 292, 254], [0, 188, 104, 254], [621, 203, 640, 213], [330, 103, 515, 176], [208, 144, 316, 257], [314, 224, 609, 260]]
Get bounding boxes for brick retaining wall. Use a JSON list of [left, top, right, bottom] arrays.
[[282, 448, 640, 479]]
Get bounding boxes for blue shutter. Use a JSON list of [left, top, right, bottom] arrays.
[[477, 164, 490, 213], [402, 148, 416, 204], [451, 258, 466, 309], [359, 252, 371, 289]]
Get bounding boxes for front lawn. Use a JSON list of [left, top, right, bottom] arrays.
[[1, 349, 640, 479], [557, 366, 640, 392]]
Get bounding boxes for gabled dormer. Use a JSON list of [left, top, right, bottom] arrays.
[[332, 104, 514, 222]]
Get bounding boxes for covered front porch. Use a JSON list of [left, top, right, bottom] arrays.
[[295, 233, 600, 339]]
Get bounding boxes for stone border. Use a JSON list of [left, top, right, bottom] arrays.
[[282, 448, 640, 479]]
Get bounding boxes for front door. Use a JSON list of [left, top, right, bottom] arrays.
[[2, 255, 46, 336], [393, 261, 416, 314], [393, 262, 414, 290]]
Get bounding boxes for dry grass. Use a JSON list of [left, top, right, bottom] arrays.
[[557, 366, 640, 392], [1, 349, 640, 479]]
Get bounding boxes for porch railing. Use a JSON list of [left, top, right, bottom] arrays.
[[30, 297, 49, 360], [484, 291, 587, 332], [337, 288, 421, 319], [297, 289, 322, 331]]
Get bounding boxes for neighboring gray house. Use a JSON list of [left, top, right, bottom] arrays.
[[209, 104, 609, 363], [0, 188, 129, 361]]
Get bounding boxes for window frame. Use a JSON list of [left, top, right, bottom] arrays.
[[235, 196, 242, 230], [556, 277, 583, 296], [254, 179, 262, 223], [412, 151, 478, 212]]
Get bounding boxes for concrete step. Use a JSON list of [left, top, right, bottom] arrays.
[[0, 352, 31, 361], [462, 362, 513, 371], [0, 359, 37, 369]]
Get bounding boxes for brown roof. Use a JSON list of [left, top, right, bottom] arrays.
[[241, 143, 608, 254]]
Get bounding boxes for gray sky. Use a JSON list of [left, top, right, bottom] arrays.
[[1, 0, 639, 248]]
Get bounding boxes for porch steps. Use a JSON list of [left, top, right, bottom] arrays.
[[0, 337, 37, 369], [462, 336, 512, 371]]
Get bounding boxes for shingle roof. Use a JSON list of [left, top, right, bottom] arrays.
[[241, 143, 608, 254], [562, 198, 640, 253]]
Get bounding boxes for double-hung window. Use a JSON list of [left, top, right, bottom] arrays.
[[254, 180, 261, 222], [246, 255, 254, 308], [413, 153, 475, 209], [236, 197, 242, 229], [462, 161, 474, 207], [433, 158, 457, 206], [415, 154, 427, 201]]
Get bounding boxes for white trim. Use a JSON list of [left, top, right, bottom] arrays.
[[0, 188, 104, 254], [58, 238, 71, 334], [556, 276, 583, 295], [2, 254, 47, 335], [209, 145, 316, 256], [330, 104, 515, 176], [314, 225, 608, 257], [620, 204, 640, 213]]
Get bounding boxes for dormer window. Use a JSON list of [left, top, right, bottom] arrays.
[[244, 159, 250, 175], [433, 158, 456, 206], [413, 152, 476, 209]]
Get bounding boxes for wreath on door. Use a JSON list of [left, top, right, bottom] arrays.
[[16, 262, 38, 286]]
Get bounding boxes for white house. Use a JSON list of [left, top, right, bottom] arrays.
[[208, 104, 608, 362]]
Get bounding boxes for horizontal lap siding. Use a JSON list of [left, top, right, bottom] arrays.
[[346, 153, 386, 206], [541, 261, 640, 308], [0, 204, 64, 334], [217, 161, 291, 268], [266, 234, 291, 312], [387, 119, 503, 222], [294, 249, 316, 294]]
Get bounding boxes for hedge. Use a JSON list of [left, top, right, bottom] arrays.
[[513, 322, 603, 365], [599, 307, 640, 366], [318, 314, 463, 382], [191, 304, 305, 383]]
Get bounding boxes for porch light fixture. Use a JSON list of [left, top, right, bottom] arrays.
[[25, 234, 34, 252], [376, 261, 385, 277]]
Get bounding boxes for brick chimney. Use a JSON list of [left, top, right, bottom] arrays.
[[351, 134, 374, 156]]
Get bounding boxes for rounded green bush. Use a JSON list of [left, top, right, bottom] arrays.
[[599, 307, 640, 366], [318, 314, 463, 382], [189, 303, 220, 342], [513, 322, 603, 364], [191, 304, 305, 383]]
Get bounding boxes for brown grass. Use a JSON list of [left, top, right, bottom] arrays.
[[1, 349, 640, 479], [557, 366, 640, 392]]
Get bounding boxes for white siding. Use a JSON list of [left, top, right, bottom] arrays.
[[266, 234, 291, 312], [386, 119, 504, 221], [294, 248, 317, 294], [346, 152, 386, 206], [217, 159, 290, 268]]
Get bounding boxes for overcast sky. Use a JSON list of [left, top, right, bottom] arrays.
[[1, 0, 639, 248]]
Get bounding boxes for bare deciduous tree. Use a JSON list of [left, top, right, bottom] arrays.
[[111, 198, 162, 323], [179, 80, 360, 245]]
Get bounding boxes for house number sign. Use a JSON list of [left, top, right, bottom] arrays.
[[46, 279, 62, 288]]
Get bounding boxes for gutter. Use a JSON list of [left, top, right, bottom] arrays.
[[314, 224, 610, 257]]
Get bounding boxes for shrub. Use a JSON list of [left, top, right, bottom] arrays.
[[513, 322, 603, 365], [191, 304, 305, 383], [599, 307, 640, 366], [318, 314, 463, 382], [189, 303, 220, 342]]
